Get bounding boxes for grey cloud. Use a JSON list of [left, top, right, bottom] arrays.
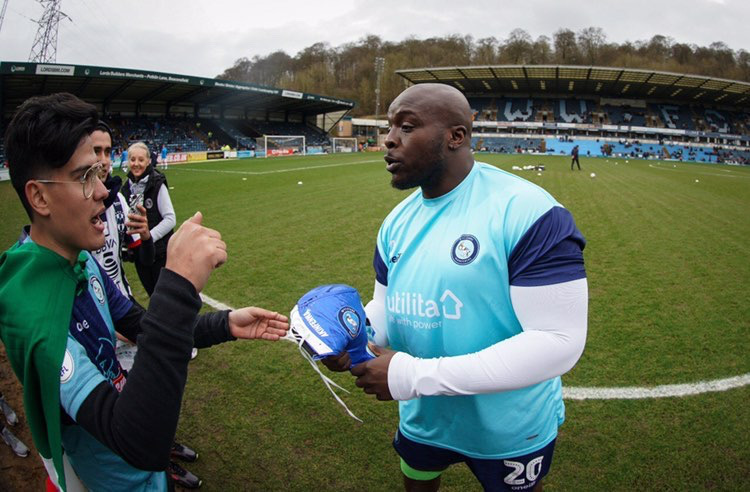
[[0, 0, 747, 78]]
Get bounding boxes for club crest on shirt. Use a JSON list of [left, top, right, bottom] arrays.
[[451, 234, 480, 265], [90, 276, 105, 305], [337, 307, 361, 337]]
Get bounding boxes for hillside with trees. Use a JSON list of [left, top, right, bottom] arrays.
[[217, 28, 750, 116]]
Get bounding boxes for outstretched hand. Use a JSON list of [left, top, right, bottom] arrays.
[[228, 307, 289, 341]]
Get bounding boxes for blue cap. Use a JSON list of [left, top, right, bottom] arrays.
[[290, 284, 375, 366]]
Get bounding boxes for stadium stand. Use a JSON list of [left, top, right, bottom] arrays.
[[469, 96, 750, 133], [0, 61, 355, 167], [2, 62, 749, 166], [554, 99, 593, 124], [213, 120, 257, 149], [601, 104, 648, 127], [469, 135, 750, 164], [700, 108, 733, 133], [473, 137, 544, 153], [399, 65, 750, 166], [498, 98, 536, 122], [194, 119, 238, 150], [105, 116, 207, 152], [248, 121, 330, 146], [656, 104, 696, 130]]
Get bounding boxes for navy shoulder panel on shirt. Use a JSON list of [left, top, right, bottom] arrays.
[[373, 246, 388, 286], [508, 206, 586, 287]]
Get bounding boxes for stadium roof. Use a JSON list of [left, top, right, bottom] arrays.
[[396, 65, 750, 109], [0, 61, 355, 120]]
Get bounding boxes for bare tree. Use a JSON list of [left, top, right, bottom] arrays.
[[216, 30, 750, 117], [553, 28, 579, 64], [473, 37, 498, 65], [530, 35, 553, 64], [578, 27, 606, 65], [501, 29, 533, 64]]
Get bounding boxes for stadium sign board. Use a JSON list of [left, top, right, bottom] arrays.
[[36, 64, 75, 76], [0, 62, 355, 108]]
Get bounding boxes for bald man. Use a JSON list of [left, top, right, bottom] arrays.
[[324, 84, 588, 491]]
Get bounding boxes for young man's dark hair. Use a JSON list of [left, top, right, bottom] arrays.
[[95, 120, 114, 140], [4, 92, 98, 219]]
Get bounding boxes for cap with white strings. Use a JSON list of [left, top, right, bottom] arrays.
[[283, 284, 376, 421]]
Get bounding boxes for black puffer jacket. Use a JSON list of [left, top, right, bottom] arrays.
[[123, 166, 173, 258]]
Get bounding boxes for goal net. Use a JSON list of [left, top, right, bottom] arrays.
[[257, 135, 306, 158], [331, 137, 358, 153]]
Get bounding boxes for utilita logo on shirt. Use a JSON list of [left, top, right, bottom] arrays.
[[387, 290, 464, 330]]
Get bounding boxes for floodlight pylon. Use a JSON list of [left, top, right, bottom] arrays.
[[0, 0, 9, 35], [28, 0, 70, 63]]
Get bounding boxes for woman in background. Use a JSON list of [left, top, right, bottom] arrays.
[[122, 141, 176, 296]]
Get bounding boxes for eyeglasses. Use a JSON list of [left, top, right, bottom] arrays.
[[36, 162, 105, 199]]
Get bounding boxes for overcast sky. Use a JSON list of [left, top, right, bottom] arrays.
[[0, 0, 746, 79]]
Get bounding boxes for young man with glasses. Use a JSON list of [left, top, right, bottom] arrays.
[[0, 93, 289, 491]]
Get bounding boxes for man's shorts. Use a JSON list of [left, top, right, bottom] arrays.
[[393, 430, 556, 492]]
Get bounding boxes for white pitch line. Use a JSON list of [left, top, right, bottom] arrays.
[[564, 373, 750, 400], [198, 293, 750, 400], [648, 163, 749, 178], [199, 293, 235, 311], [174, 159, 382, 176]]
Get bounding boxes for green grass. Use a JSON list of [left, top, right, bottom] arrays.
[[1, 153, 748, 490]]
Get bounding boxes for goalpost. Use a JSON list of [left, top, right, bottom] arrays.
[[257, 135, 306, 158], [331, 137, 358, 153]]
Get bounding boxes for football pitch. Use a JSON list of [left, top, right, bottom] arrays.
[[1, 152, 748, 490]]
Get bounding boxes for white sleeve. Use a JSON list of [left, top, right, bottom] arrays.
[[387, 278, 588, 401], [150, 184, 176, 242], [364, 281, 389, 347]]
